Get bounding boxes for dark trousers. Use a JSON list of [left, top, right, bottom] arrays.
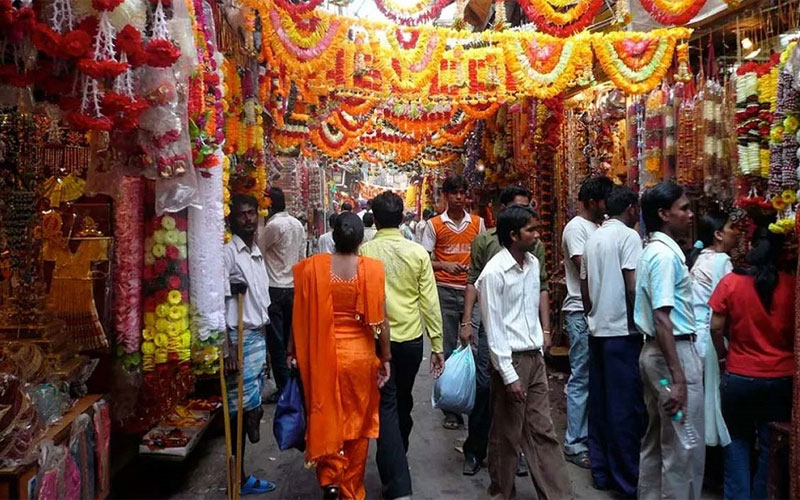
[[720, 372, 792, 500], [588, 335, 646, 498], [488, 351, 570, 500], [266, 287, 293, 392], [376, 337, 423, 498], [463, 322, 491, 463]]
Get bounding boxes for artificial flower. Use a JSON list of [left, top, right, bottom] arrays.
[[77, 59, 130, 79], [166, 245, 180, 260], [168, 276, 182, 290], [781, 189, 796, 204], [145, 39, 181, 68], [639, 0, 708, 25], [161, 215, 176, 230], [92, 0, 125, 11], [168, 290, 183, 305], [152, 243, 166, 258], [154, 333, 168, 348], [156, 303, 170, 319], [153, 259, 168, 275], [772, 197, 787, 211], [164, 230, 180, 245], [516, 0, 604, 37], [143, 328, 154, 341], [142, 341, 155, 355]]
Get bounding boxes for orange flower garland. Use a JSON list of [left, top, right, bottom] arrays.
[[516, 0, 605, 37], [592, 28, 691, 94], [639, 0, 708, 25], [461, 101, 501, 120]]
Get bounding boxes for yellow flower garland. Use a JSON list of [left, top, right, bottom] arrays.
[[375, 28, 446, 95], [592, 28, 691, 95]]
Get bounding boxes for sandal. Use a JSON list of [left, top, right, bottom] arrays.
[[442, 416, 462, 430], [564, 451, 591, 469], [241, 475, 276, 495]]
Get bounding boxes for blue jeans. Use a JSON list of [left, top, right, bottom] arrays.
[[720, 372, 792, 500], [563, 311, 589, 455]]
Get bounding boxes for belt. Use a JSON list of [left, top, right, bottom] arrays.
[[645, 334, 696, 342]]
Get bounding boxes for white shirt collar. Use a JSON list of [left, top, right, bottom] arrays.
[[602, 218, 627, 228], [232, 234, 263, 258], [440, 209, 471, 225], [497, 247, 536, 272], [650, 231, 685, 263]]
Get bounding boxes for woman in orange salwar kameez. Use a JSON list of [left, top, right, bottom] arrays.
[[292, 213, 391, 500]]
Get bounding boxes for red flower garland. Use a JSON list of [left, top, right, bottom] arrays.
[[68, 112, 113, 131], [92, 0, 125, 10], [145, 39, 181, 68], [638, 0, 707, 25], [272, 0, 325, 15], [517, 0, 603, 37], [78, 58, 130, 79], [63, 30, 93, 58]]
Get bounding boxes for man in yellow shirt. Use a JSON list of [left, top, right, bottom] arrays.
[[360, 191, 445, 500]]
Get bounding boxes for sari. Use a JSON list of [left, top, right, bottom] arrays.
[[293, 254, 385, 500]]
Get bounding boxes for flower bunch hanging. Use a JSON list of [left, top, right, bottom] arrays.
[[142, 213, 192, 371]]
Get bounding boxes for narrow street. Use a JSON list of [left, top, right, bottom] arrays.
[[114, 339, 614, 499]]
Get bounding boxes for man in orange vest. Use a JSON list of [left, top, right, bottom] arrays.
[[422, 175, 485, 430]]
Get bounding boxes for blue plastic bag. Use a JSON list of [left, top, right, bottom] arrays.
[[273, 373, 306, 451], [431, 345, 476, 414]]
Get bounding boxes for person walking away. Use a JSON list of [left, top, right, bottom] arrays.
[[579, 185, 645, 497], [422, 175, 484, 430], [416, 209, 433, 244], [687, 212, 739, 448], [359, 191, 445, 499], [476, 205, 569, 500], [362, 213, 378, 243], [258, 187, 306, 402], [223, 194, 277, 494], [291, 213, 391, 500], [459, 186, 549, 477], [709, 226, 795, 500], [317, 213, 338, 254], [399, 213, 415, 241], [560, 175, 613, 468], [634, 182, 704, 499]]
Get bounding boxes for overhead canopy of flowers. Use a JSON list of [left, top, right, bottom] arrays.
[[241, 0, 691, 104]]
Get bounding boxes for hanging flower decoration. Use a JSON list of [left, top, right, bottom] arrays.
[[516, 0, 605, 37], [639, 0, 708, 25], [310, 122, 360, 158], [592, 28, 691, 94], [462, 101, 501, 120], [272, 0, 325, 15], [501, 31, 592, 99], [142, 213, 191, 371], [373, 0, 452, 26], [375, 27, 446, 95]]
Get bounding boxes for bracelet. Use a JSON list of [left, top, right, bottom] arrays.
[[460, 321, 472, 328]]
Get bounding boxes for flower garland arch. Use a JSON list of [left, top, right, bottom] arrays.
[[639, 0, 708, 25], [373, 0, 453, 25], [375, 27, 446, 95], [516, 0, 605, 37], [501, 31, 592, 99], [592, 28, 690, 94]]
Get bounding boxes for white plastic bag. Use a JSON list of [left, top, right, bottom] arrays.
[[431, 345, 476, 414]]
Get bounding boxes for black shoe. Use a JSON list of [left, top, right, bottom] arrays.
[[463, 455, 481, 476], [265, 392, 280, 404], [516, 455, 529, 477], [322, 485, 340, 499]]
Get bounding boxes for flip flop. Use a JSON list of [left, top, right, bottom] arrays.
[[241, 475, 277, 495], [442, 419, 461, 430]]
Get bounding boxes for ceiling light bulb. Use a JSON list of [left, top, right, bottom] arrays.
[[476, 161, 485, 172], [741, 37, 753, 50]]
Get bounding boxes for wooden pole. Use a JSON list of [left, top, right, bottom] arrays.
[[219, 351, 234, 500], [235, 293, 245, 498]]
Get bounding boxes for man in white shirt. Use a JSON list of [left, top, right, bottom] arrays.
[[476, 205, 569, 500], [362, 212, 378, 242], [415, 209, 432, 244], [579, 185, 645, 497], [316, 213, 338, 254], [223, 194, 276, 494], [258, 187, 306, 400], [560, 175, 613, 468]]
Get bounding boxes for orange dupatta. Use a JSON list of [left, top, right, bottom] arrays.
[[292, 254, 385, 464]]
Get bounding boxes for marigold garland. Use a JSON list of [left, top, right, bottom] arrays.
[[517, 0, 604, 37], [501, 31, 592, 99], [377, 27, 446, 94], [592, 28, 691, 94], [373, 0, 452, 25], [639, 0, 708, 25], [272, 0, 325, 15], [461, 101, 501, 120]]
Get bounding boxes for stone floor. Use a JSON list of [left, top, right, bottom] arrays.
[[114, 339, 680, 499]]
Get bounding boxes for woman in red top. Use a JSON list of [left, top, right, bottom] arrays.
[[709, 227, 795, 500]]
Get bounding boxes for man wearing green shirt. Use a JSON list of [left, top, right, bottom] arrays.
[[459, 186, 551, 477], [360, 191, 445, 500]]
